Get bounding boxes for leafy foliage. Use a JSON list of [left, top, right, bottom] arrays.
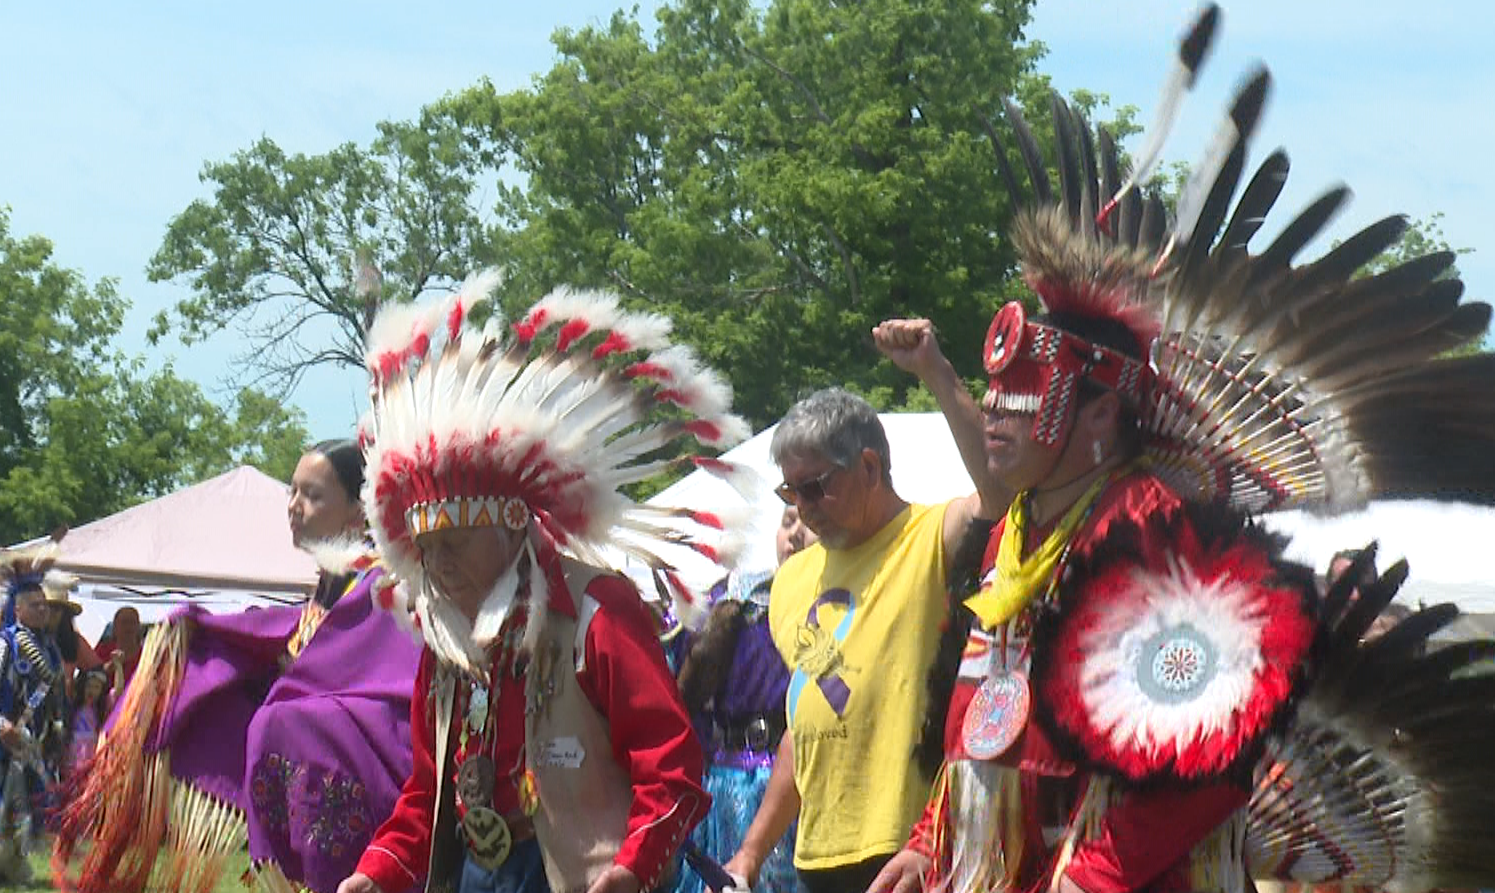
[[430, 0, 1144, 425], [139, 0, 1154, 434], [146, 114, 493, 395], [0, 210, 309, 542]]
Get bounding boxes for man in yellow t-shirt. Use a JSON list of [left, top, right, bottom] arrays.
[[724, 387, 1010, 893]]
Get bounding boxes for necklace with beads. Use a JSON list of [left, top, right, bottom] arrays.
[[455, 600, 540, 871]]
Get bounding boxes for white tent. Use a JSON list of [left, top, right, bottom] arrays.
[[1264, 500, 1495, 613], [636, 413, 976, 591], [641, 413, 1495, 616], [28, 466, 318, 642]]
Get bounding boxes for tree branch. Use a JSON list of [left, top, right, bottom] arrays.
[[740, 45, 831, 125], [818, 223, 862, 306]]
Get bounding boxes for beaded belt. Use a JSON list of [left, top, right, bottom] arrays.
[[715, 714, 785, 754], [711, 748, 776, 771]]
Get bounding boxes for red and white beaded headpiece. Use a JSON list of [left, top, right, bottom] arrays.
[[981, 297, 1154, 449]]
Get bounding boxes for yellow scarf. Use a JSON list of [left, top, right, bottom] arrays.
[[963, 470, 1119, 630]]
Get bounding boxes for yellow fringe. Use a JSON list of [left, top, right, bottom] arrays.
[[249, 859, 312, 893], [941, 761, 1025, 893], [55, 621, 190, 892], [1049, 777, 1108, 893], [1046, 779, 1250, 893], [1187, 808, 1248, 893], [58, 616, 322, 893], [155, 778, 248, 893], [54, 619, 251, 893], [927, 763, 952, 873]]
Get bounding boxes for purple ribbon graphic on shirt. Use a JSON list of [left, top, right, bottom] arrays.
[[787, 588, 855, 719]]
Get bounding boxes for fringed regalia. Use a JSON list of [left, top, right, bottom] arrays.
[[0, 532, 74, 885], [0, 622, 65, 880], [910, 5, 1495, 892], [54, 552, 423, 893]]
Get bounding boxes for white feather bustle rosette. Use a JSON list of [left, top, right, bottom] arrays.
[[1034, 541, 1315, 781]]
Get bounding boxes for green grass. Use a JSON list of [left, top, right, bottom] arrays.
[[30, 843, 255, 892]]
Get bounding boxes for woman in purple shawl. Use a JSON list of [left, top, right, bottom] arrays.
[[55, 441, 423, 893]]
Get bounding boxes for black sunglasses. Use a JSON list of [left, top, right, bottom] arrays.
[[775, 467, 841, 505]]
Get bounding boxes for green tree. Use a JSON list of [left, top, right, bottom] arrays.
[[1358, 212, 1470, 280], [227, 389, 310, 483], [0, 210, 310, 542], [1349, 213, 1482, 356], [437, 0, 1139, 425], [146, 114, 492, 395]]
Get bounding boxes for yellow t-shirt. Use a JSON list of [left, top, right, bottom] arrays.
[[769, 502, 949, 870]]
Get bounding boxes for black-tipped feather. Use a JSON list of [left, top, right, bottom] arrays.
[[1178, 143, 1248, 284], [983, 14, 1495, 885], [1179, 4, 1222, 75], [1140, 194, 1167, 247], [1314, 543, 1377, 629], [1003, 98, 1051, 207], [1253, 554, 1495, 888], [1247, 186, 1352, 285], [1276, 268, 1464, 370], [1051, 93, 1082, 223], [1216, 150, 1290, 253], [1099, 128, 1121, 211], [979, 110, 1026, 212], [1075, 109, 1100, 232], [1174, 68, 1271, 248], [1286, 214, 1408, 300]]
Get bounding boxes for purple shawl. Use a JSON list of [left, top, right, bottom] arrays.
[[151, 568, 421, 893]]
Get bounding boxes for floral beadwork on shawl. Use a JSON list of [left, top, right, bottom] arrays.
[[306, 771, 373, 858], [249, 752, 375, 858], [250, 752, 298, 832]]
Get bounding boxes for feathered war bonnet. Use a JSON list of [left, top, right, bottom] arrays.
[[361, 271, 751, 674]]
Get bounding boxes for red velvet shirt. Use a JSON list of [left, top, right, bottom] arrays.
[[356, 574, 708, 893], [907, 471, 1249, 893]]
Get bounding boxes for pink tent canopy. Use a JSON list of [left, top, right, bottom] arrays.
[[58, 465, 318, 593]]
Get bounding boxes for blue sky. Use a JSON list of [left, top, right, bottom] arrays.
[[2, 1, 1490, 442]]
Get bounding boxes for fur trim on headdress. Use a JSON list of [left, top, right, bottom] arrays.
[[1, 532, 63, 595], [1012, 206, 1163, 352]]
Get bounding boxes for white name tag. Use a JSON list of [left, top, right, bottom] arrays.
[[538, 736, 586, 769]]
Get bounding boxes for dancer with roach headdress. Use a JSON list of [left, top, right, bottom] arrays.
[[870, 5, 1495, 893]]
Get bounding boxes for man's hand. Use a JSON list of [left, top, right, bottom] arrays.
[[335, 872, 383, 893], [865, 849, 930, 893], [723, 851, 761, 889], [872, 319, 946, 381], [0, 719, 23, 753], [585, 864, 641, 893]]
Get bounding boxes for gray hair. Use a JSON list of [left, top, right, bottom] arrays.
[[770, 388, 892, 485]]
